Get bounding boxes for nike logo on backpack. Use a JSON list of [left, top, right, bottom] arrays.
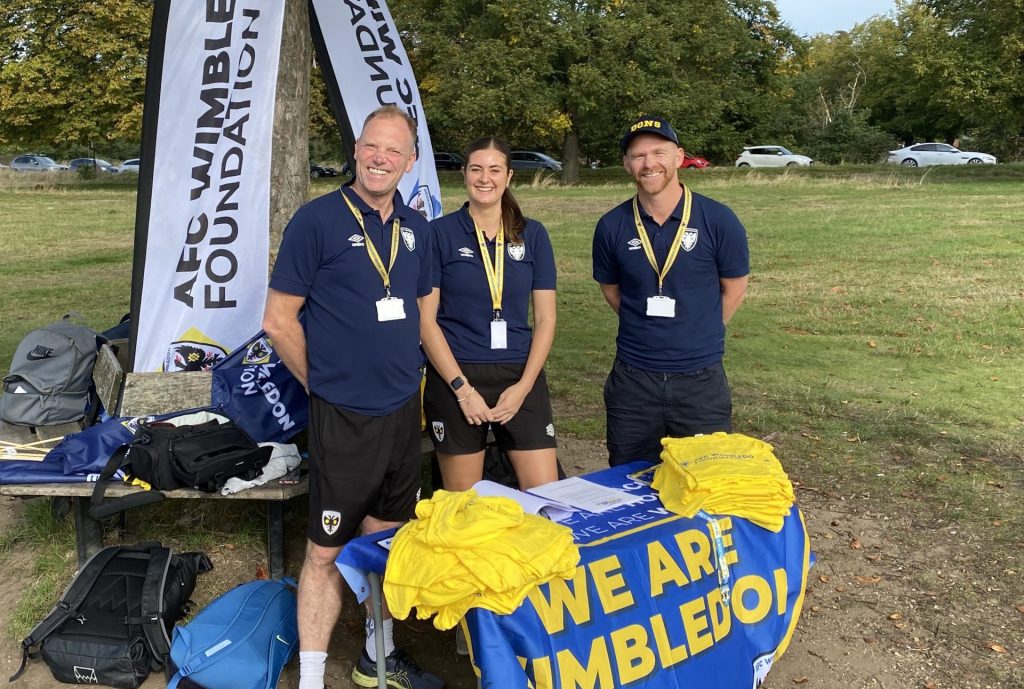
[[26, 346, 55, 361]]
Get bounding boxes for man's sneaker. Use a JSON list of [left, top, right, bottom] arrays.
[[351, 648, 445, 689]]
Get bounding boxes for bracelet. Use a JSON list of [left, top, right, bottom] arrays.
[[457, 388, 474, 404]]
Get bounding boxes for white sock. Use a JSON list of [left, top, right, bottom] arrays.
[[365, 616, 395, 662], [298, 651, 328, 689]]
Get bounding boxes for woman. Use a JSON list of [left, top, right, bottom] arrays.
[[421, 137, 558, 491]]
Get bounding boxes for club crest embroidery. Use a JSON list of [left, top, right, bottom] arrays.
[[401, 226, 416, 251], [243, 337, 273, 365], [321, 510, 341, 536], [681, 227, 698, 252], [432, 421, 445, 442], [507, 243, 525, 261]]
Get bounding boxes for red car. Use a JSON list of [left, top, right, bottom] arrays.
[[681, 152, 710, 169]]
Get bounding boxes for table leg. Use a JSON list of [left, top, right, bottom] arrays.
[[368, 572, 387, 689], [72, 497, 102, 567], [266, 501, 285, 580]]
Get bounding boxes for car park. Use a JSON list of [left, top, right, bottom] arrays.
[[10, 155, 68, 172], [886, 143, 996, 167], [310, 162, 339, 178], [509, 151, 562, 171], [735, 146, 812, 168], [117, 159, 141, 174], [434, 152, 464, 171], [682, 153, 710, 169], [69, 158, 117, 173]]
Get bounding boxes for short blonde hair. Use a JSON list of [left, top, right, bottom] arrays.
[[362, 105, 418, 152]]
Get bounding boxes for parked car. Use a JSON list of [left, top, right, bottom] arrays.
[[509, 151, 562, 171], [310, 162, 339, 178], [10, 155, 68, 172], [434, 152, 464, 171], [735, 146, 812, 168], [69, 158, 117, 173], [886, 143, 996, 167], [682, 153, 710, 169], [117, 159, 141, 174]]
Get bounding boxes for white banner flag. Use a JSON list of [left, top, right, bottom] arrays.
[[130, 0, 285, 372], [310, 0, 442, 220]]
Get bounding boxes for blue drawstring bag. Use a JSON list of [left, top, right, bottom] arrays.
[[167, 578, 298, 689]]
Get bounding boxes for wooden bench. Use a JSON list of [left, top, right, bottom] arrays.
[[0, 342, 310, 578], [0, 478, 307, 579]]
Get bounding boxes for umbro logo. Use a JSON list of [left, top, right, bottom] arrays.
[[627, 238, 643, 251], [458, 247, 475, 257], [348, 234, 365, 246], [26, 345, 55, 361]]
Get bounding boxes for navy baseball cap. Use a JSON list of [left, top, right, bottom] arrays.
[[620, 115, 680, 153]]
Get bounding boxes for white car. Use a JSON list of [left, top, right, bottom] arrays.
[[735, 146, 813, 168], [117, 159, 141, 173], [886, 143, 996, 167]]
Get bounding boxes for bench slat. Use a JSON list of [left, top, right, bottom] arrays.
[[0, 477, 308, 500]]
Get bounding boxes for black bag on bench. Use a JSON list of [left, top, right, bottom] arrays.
[[10, 543, 212, 689], [89, 412, 272, 519]]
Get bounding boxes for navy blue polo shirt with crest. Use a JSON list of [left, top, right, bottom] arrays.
[[269, 184, 432, 415], [592, 186, 749, 373], [431, 204, 556, 363]]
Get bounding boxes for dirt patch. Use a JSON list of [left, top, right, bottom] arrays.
[[2, 437, 1020, 689]]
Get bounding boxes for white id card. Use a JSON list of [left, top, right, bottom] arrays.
[[376, 297, 406, 322], [646, 295, 676, 318], [490, 319, 508, 349]]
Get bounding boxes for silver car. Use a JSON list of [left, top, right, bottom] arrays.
[[509, 151, 562, 171], [735, 146, 813, 168], [886, 143, 996, 167], [117, 159, 141, 174], [10, 155, 68, 172]]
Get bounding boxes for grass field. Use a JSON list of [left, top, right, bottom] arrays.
[[1, 166, 1021, 668]]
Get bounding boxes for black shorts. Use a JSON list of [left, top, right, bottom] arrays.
[[604, 359, 732, 466], [306, 393, 422, 547], [423, 362, 557, 455]]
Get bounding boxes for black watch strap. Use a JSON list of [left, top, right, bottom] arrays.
[[450, 376, 465, 391]]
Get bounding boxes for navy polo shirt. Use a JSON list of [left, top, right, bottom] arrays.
[[431, 204, 557, 363], [592, 186, 749, 373], [269, 184, 432, 415]]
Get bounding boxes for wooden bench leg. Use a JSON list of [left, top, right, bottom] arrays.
[[266, 501, 285, 580], [72, 497, 103, 567]]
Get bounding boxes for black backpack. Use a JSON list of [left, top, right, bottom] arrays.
[[10, 543, 212, 689], [89, 413, 272, 519], [0, 317, 98, 426]]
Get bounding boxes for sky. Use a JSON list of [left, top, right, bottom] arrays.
[[773, 0, 897, 37]]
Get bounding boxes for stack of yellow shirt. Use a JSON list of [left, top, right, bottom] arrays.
[[383, 489, 580, 630], [653, 432, 795, 532]]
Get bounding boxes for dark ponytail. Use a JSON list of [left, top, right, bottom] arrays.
[[464, 136, 526, 244]]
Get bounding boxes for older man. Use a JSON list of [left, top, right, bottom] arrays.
[[593, 115, 750, 466], [264, 105, 443, 689]]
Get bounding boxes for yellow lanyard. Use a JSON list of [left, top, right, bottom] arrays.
[[472, 217, 504, 315], [341, 189, 400, 296], [632, 185, 693, 294]]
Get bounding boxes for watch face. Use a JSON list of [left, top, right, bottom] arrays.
[[450, 376, 465, 391]]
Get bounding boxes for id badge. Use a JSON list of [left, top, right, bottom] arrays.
[[376, 296, 406, 322], [646, 295, 676, 318], [490, 319, 508, 349]]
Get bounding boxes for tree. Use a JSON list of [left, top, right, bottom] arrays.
[[0, 1, 151, 151], [391, 0, 798, 180]]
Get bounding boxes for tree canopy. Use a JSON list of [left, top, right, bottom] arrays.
[[1, 0, 1020, 165]]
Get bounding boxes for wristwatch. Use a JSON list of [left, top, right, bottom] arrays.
[[450, 376, 466, 391]]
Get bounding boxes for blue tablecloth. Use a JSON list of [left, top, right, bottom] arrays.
[[337, 462, 810, 689]]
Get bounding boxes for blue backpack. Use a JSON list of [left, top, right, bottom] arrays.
[[167, 578, 298, 689]]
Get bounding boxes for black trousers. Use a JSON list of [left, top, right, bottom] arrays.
[[604, 359, 733, 466]]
